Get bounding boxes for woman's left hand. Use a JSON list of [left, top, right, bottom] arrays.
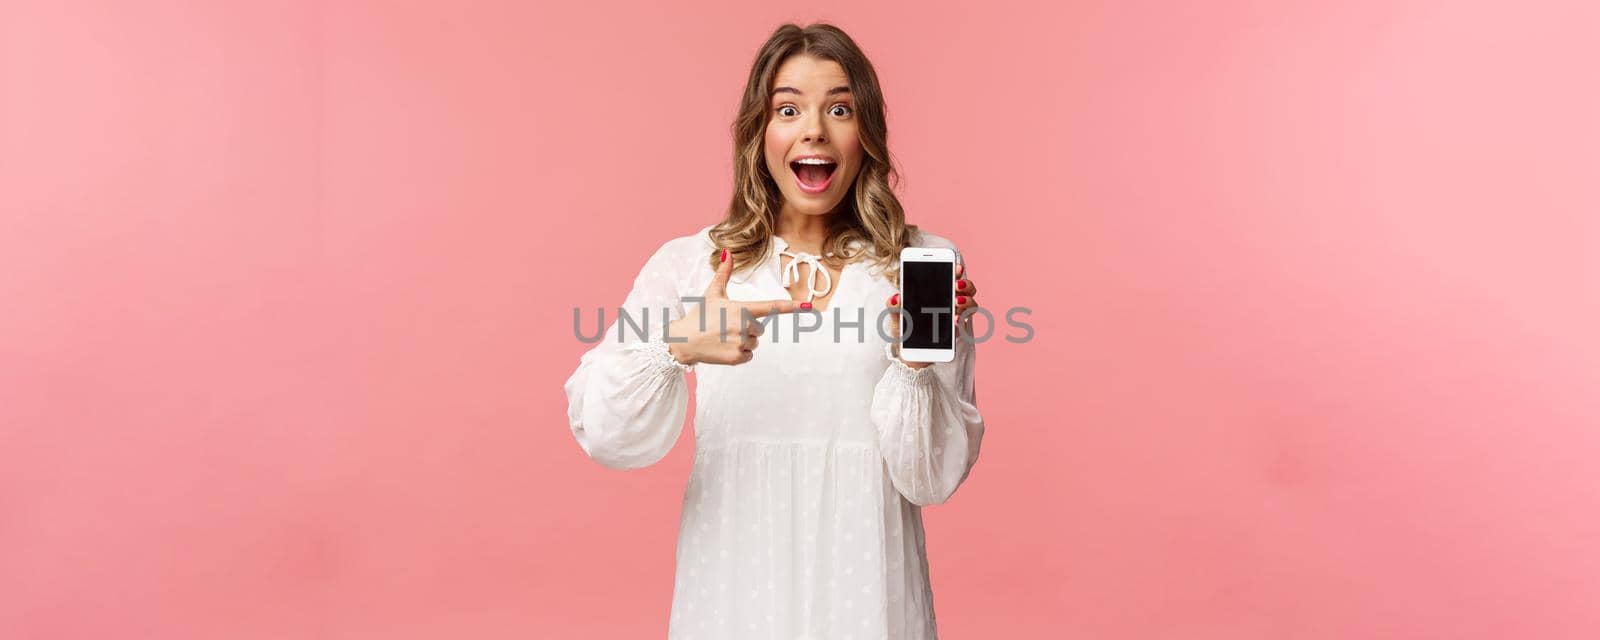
[[886, 261, 979, 370]]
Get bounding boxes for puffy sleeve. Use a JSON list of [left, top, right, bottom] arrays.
[[869, 254, 986, 506], [563, 239, 697, 470]]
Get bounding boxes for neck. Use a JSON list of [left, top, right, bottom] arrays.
[[774, 206, 832, 254]]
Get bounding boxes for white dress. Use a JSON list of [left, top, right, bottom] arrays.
[[563, 224, 985, 640]]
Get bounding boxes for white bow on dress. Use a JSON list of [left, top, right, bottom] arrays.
[[778, 250, 832, 303]]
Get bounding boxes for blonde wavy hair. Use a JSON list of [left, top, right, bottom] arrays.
[[706, 23, 918, 285]]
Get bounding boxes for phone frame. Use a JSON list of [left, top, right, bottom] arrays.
[[897, 246, 957, 363]]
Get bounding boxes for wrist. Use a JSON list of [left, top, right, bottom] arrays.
[[666, 341, 697, 366]]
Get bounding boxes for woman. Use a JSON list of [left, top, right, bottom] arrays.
[[563, 22, 985, 639]]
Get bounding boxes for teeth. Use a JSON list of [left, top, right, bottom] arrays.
[[793, 158, 835, 165]]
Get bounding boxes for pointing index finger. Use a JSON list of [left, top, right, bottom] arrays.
[[737, 299, 800, 318]]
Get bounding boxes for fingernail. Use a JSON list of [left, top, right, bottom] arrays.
[[957, 295, 967, 305], [956, 279, 966, 289], [800, 301, 812, 310], [721, 249, 728, 262], [890, 293, 899, 305]]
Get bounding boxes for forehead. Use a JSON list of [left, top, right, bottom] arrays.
[[770, 54, 849, 93]]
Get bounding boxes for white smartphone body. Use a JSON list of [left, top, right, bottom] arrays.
[[897, 246, 957, 363]]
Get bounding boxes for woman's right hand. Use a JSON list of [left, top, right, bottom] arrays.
[[666, 249, 801, 366]]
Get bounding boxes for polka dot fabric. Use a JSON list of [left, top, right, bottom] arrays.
[[564, 225, 985, 639]]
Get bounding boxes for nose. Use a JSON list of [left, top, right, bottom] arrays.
[[802, 114, 827, 144]]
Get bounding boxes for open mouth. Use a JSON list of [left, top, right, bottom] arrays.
[[789, 157, 838, 194]]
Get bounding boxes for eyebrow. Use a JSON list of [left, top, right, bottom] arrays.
[[772, 86, 852, 97]]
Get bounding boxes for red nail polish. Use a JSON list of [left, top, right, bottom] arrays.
[[800, 301, 812, 310], [957, 279, 966, 289], [890, 293, 898, 305], [957, 295, 967, 305], [721, 249, 727, 262]]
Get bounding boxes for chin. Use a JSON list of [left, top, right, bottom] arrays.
[[787, 199, 841, 216]]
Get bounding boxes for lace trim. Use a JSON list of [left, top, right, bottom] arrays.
[[882, 341, 935, 383], [631, 339, 695, 374]]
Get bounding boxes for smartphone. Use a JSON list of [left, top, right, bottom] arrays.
[[897, 246, 957, 363]]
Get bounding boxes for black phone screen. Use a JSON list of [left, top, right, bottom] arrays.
[[902, 260, 954, 350]]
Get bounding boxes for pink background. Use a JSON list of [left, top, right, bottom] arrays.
[[4, 1, 1598, 638]]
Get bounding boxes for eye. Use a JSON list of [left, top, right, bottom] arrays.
[[776, 105, 799, 117], [830, 104, 852, 117]]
